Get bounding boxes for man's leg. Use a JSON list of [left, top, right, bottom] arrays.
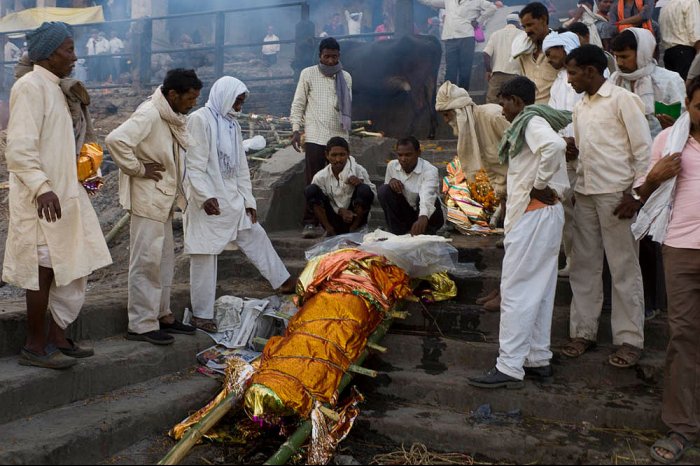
[[457, 37, 475, 91], [486, 72, 516, 104], [664, 45, 695, 80], [24, 266, 56, 355], [660, 245, 700, 443], [561, 161, 577, 273], [303, 143, 329, 226], [426, 199, 445, 235], [597, 192, 644, 349], [569, 193, 606, 343], [127, 215, 166, 334], [236, 223, 291, 290], [158, 217, 175, 322], [497, 206, 563, 379], [349, 183, 375, 231], [443, 39, 460, 86], [378, 184, 417, 235], [47, 275, 88, 351], [190, 254, 218, 320]]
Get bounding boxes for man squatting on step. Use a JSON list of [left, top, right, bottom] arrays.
[[468, 77, 570, 388], [304, 136, 376, 236], [106, 69, 201, 346], [3, 22, 112, 370], [183, 76, 295, 333]]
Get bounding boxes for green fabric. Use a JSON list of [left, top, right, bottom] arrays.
[[497, 105, 572, 164]]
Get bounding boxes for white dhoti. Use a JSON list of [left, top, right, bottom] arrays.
[[37, 246, 88, 330], [127, 214, 174, 334], [497, 204, 565, 380], [190, 223, 290, 320]]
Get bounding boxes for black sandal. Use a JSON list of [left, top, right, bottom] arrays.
[[650, 432, 693, 464]]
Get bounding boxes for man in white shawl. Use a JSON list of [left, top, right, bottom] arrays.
[[634, 78, 700, 465], [184, 76, 294, 333], [4, 22, 112, 369], [543, 31, 582, 276], [611, 28, 687, 138], [106, 69, 202, 346]]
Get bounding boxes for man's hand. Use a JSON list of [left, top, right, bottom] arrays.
[[37, 191, 61, 222], [411, 215, 429, 236], [291, 131, 302, 153], [656, 114, 676, 130], [346, 175, 363, 187], [203, 198, 220, 216], [338, 208, 356, 224], [246, 208, 258, 224], [647, 153, 682, 185], [471, 20, 479, 28], [564, 137, 579, 162], [388, 178, 404, 194], [143, 162, 165, 181], [530, 186, 558, 205], [613, 192, 642, 219]]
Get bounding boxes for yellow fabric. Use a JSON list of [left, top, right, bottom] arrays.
[[0, 7, 104, 33], [77, 143, 103, 182]]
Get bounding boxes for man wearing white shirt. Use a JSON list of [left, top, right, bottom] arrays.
[[659, 0, 700, 80], [483, 13, 525, 103], [262, 26, 281, 67], [305, 137, 376, 236], [468, 76, 569, 388], [378, 137, 444, 236], [419, 0, 497, 91], [345, 10, 363, 35], [109, 31, 124, 82]]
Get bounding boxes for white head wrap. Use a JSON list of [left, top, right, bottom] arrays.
[[542, 31, 580, 54]]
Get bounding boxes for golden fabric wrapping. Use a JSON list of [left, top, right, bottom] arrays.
[[245, 249, 411, 419]]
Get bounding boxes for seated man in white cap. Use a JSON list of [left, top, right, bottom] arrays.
[[3, 21, 112, 369], [184, 76, 295, 333]]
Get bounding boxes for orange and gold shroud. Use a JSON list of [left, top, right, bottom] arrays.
[[244, 249, 411, 419]]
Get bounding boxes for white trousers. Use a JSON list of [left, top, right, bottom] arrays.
[[190, 223, 290, 320], [37, 246, 88, 330], [127, 215, 174, 334], [569, 192, 644, 348], [497, 204, 564, 380]]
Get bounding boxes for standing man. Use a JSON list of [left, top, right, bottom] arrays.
[[659, 0, 700, 80], [3, 22, 112, 369], [109, 30, 125, 82], [184, 76, 295, 333], [106, 69, 202, 346], [378, 137, 444, 236], [512, 2, 559, 104], [562, 45, 651, 368], [95, 31, 110, 82], [419, 0, 498, 92], [290, 37, 353, 238], [483, 13, 525, 104], [468, 76, 570, 388], [262, 26, 280, 67]]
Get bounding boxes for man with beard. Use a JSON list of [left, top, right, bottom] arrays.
[[290, 37, 353, 238], [106, 69, 202, 346]]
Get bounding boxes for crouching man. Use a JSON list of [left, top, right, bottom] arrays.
[[468, 77, 570, 388], [304, 137, 376, 236], [106, 69, 201, 345], [184, 76, 295, 333], [3, 22, 112, 369], [378, 137, 444, 236]]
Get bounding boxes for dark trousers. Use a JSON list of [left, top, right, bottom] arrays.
[[305, 183, 374, 234], [444, 37, 476, 91], [664, 45, 696, 80], [378, 184, 444, 235], [640, 236, 667, 312], [661, 245, 700, 441], [303, 142, 329, 225]]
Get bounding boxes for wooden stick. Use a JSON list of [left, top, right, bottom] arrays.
[[105, 212, 131, 245], [348, 365, 377, 378], [366, 342, 387, 353]]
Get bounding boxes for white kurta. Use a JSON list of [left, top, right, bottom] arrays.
[[2, 65, 111, 290], [183, 107, 257, 255]]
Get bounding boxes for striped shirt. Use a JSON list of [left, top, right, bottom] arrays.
[[290, 65, 352, 146], [659, 0, 700, 49]]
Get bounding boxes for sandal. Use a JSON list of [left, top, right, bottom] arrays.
[[561, 338, 596, 358], [608, 343, 642, 368], [650, 432, 693, 464], [190, 317, 218, 333]]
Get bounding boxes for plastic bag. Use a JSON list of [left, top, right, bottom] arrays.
[[243, 135, 266, 152], [474, 24, 486, 43], [304, 231, 366, 261]]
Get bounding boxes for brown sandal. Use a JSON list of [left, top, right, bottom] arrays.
[[608, 343, 642, 368], [190, 317, 218, 333], [561, 338, 596, 358]]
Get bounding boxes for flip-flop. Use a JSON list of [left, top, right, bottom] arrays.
[[608, 343, 642, 368], [561, 338, 596, 358], [650, 432, 693, 464], [58, 338, 95, 358], [19, 345, 77, 369]]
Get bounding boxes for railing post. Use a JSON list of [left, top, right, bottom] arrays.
[[133, 17, 152, 88], [214, 11, 225, 80], [293, 2, 315, 82], [0, 34, 7, 93], [395, 0, 414, 37]]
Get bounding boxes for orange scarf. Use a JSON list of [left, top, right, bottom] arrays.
[[617, 0, 653, 33]]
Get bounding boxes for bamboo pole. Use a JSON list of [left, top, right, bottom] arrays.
[[105, 212, 131, 245]]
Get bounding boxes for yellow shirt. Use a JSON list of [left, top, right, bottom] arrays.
[[518, 49, 559, 104]]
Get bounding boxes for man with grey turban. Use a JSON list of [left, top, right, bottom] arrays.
[[3, 22, 112, 369]]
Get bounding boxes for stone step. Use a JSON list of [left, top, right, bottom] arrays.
[[0, 333, 215, 425], [350, 403, 667, 465], [0, 369, 220, 465]]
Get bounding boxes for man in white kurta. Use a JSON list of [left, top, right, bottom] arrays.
[[3, 22, 111, 369], [184, 76, 292, 332], [468, 76, 569, 388], [106, 69, 202, 345]]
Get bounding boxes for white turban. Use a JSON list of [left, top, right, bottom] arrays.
[[542, 31, 580, 54]]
